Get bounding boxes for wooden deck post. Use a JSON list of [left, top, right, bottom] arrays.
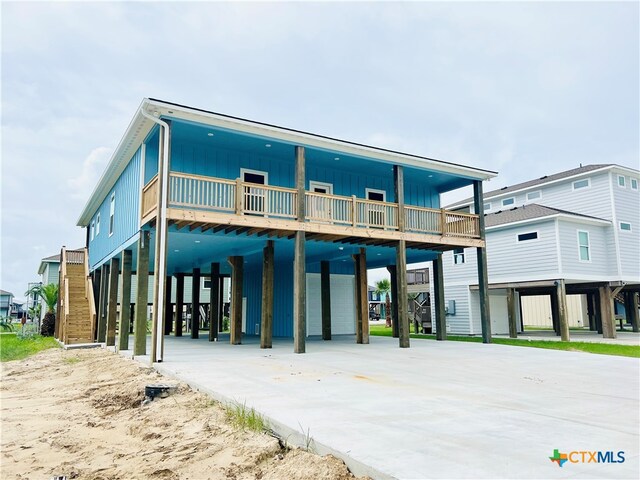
[[134, 230, 150, 356], [293, 145, 306, 354], [549, 289, 560, 336], [556, 280, 570, 341], [218, 276, 225, 332], [599, 285, 616, 339], [359, 248, 369, 344], [394, 165, 405, 232], [293, 231, 306, 353], [164, 276, 173, 335], [175, 273, 184, 336], [92, 267, 101, 342], [261, 241, 274, 348], [228, 256, 244, 345], [396, 240, 410, 348], [433, 254, 446, 341], [321, 260, 332, 341], [118, 250, 132, 351], [97, 264, 109, 343], [627, 291, 639, 333], [209, 263, 220, 342], [353, 253, 363, 343], [191, 268, 200, 339], [387, 265, 399, 338], [106, 257, 120, 346], [586, 292, 597, 331], [506, 288, 518, 339], [473, 180, 492, 344]]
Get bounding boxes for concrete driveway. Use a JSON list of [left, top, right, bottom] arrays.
[[124, 335, 639, 480]]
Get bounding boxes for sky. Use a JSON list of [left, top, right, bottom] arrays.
[[1, 0, 638, 300]]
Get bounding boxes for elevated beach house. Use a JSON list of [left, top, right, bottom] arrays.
[[76, 98, 495, 361], [440, 164, 639, 339]]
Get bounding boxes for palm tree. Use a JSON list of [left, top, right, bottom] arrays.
[[25, 283, 58, 336], [375, 279, 392, 328]]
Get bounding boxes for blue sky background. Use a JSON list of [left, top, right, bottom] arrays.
[[1, 1, 638, 299]]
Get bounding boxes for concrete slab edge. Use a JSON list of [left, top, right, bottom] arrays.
[[55, 338, 104, 350], [151, 363, 396, 480]]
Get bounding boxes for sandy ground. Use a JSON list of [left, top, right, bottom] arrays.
[[1, 348, 366, 480]]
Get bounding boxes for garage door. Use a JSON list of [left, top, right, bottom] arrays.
[[306, 273, 356, 336]]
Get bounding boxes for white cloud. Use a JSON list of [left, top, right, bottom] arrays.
[[67, 147, 112, 201]]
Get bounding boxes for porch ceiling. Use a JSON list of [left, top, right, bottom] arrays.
[[170, 119, 473, 193]]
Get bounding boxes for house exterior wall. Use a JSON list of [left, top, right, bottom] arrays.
[[611, 170, 640, 281], [557, 220, 614, 280], [88, 147, 142, 269], [169, 139, 440, 208]]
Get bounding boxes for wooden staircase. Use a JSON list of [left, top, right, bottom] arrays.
[[56, 247, 96, 344]]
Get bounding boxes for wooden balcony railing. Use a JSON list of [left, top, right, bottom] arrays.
[[141, 174, 159, 218], [142, 172, 481, 238]]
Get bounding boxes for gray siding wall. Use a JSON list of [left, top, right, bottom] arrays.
[[558, 220, 615, 279], [115, 275, 230, 305], [612, 171, 640, 280], [479, 171, 614, 220], [428, 265, 472, 335]]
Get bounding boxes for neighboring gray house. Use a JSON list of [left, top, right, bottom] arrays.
[[37, 253, 62, 319], [0, 289, 14, 318], [434, 164, 639, 338]]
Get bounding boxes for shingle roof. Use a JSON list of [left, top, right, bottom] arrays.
[[0, 289, 13, 296], [41, 253, 61, 262], [448, 164, 614, 208], [485, 204, 609, 228]]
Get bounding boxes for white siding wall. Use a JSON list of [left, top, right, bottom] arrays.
[[612, 171, 640, 281], [428, 264, 472, 335], [479, 171, 614, 220], [117, 275, 230, 305], [557, 220, 615, 279], [521, 294, 587, 327], [306, 273, 356, 336]]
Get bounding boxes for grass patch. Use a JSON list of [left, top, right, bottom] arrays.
[[369, 324, 640, 358], [225, 401, 268, 432], [0, 333, 60, 362]]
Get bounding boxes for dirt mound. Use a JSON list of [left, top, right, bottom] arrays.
[[1, 348, 369, 480]]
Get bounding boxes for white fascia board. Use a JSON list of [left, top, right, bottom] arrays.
[[77, 100, 155, 226], [148, 99, 496, 180], [611, 165, 640, 177], [486, 214, 610, 232], [449, 166, 625, 209]]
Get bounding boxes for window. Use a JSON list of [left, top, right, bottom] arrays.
[[240, 169, 268, 213], [526, 190, 541, 202], [620, 222, 632, 232], [518, 232, 538, 242], [502, 197, 515, 207], [90, 221, 95, 241], [96, 213, 100, 236], [483, 202, 491, 212], [617, 175, 626, 188], [578, 231, 590, 262], [109, 193, 115, 236], [573, 178, 590, 190], [202, 277, 212, 289], [453, 248, 465, 264], [631, 178, 638, 190]]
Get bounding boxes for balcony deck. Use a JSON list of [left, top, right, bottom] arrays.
[[142, 173, 484, 250]]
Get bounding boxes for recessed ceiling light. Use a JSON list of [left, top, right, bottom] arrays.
[[334, 157, 340, 161], [265, 144, 271, 148], [207, 132, 214, 137], [338, 246, 344, 251], [174, 249, 180, 252], [194, 240, 201, 243], [377, 253, 381, 256], [428, 174, 433, 178]]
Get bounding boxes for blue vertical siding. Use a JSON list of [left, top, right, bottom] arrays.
[[170, 140, 439, 207], [144, 127, 160, 184], [88, 147, 142, 269], [243, 261, 294, 338]]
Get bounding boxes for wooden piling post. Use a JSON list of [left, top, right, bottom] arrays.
[[118, 250, 132, 350], [228, 256, 244, 345], [106, 257, 120, 346], [556, 280, 570, 341], [261, 241, 274, 348], [506, 288, 518, 339], [134, 230, 150, 356], [191, 268, 200, 339], [433, 253, 446, 340], [396, 240, 410, 348], [321, 261, 332, 341], [209, 263, 220, 342]]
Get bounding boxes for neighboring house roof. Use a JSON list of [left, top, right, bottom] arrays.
[[38, 253, 61, 275], [448, 164, 639, 209], [78, 98, 497, 226], [485, 204, 610, 228], [0, 289, 13, 297]]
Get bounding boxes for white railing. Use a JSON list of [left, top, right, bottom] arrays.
[[169, 173, 236, 212], [405, 205, 442, 235], [242, 183, 297, 219], [355, 199, 399, 230], [305, 192, 353, 225]]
